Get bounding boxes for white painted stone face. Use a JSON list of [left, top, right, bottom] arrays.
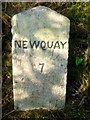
[[12, 6, 70, 110]]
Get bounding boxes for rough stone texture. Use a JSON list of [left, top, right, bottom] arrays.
[[12, 6, 70, 110]]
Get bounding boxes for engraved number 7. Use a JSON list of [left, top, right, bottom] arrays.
[[39, 63, 44, 73]]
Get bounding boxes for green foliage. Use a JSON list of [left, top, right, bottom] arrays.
[[76, 57, 83, 66], [83, 3, 90, 24], [65, 105, 88, 120], [67, 3, 90, 23]]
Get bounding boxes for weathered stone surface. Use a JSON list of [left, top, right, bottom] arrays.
[[12, 6, 70, 110]]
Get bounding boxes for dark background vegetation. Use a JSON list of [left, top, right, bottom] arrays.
[[1, 2, 90, 120]]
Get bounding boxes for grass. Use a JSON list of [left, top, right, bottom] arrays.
[[2, 2, 90, 120]]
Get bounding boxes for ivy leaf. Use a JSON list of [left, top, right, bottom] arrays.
[[76, 57, 83, 66]]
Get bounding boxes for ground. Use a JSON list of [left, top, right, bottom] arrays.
[[1, 2, 90, 120]]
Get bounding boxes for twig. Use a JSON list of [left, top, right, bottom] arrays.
[[79, 96, 86, 106], [2, 109, 15, 118], [0, 11, 11, 27]]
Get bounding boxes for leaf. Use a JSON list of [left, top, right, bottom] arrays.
[[76, 57, 83, 66]]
